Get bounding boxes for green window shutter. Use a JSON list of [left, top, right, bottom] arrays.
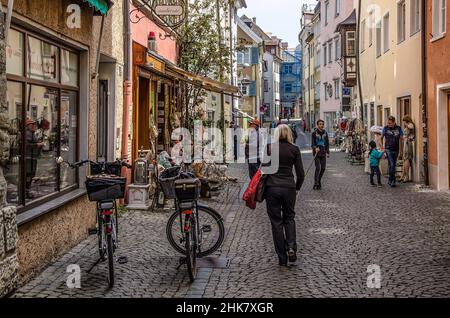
[[249, 81, 257, 96]]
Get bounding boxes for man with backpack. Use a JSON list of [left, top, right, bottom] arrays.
[[311, 119, 330, 190]]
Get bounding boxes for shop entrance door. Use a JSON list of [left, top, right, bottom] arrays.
[[97, 80, 108, 161], [448, 92, 450, 187], [138, 77, 150, 153]]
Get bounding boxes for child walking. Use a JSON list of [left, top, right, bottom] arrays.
[[369, 141, 384, 187]]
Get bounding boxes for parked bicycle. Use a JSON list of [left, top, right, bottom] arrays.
[[159, 166, 225, 282], [69, 159, 132, 288]]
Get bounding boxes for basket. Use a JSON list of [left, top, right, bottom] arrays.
[[85, 175, 126, 202], [174, 178, 201, 202], [158, 166, 182, 199]]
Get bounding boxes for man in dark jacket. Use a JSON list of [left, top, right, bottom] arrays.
[[311, 119, 330, 190], [245, 119, 262, 179], [381, 116, 404, 188]]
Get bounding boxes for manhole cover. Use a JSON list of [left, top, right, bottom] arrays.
[[197, 257, 230, 269]]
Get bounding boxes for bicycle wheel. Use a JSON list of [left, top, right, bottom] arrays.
[[185, 216, 197, 282], [166, 205, 225, 258]]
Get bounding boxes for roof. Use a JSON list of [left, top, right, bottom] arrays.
[[240, 15, 272, 41], [237, 17, 263, 44], [335, 10, 357, 32]]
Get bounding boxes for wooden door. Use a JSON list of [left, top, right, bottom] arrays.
[[448, 92, 450, 186]]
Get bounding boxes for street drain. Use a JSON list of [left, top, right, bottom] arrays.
[[197, 257, 230, 269]]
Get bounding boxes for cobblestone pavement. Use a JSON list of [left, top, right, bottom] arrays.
[[13, 146, 450, 298]]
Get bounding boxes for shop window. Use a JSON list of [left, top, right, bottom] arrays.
[[27, 36, 59, 83], [5, 27, 79, 210], [6, 29, 24, 76], [61, 50, 79, 87]]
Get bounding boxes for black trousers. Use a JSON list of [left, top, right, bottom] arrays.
[[248, 163, 259, 180], [265, 187, 297, 263], [314, 156, 327, 185]]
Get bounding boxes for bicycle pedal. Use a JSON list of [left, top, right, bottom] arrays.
[[117, 256, 128, 264], [88, 228, 98, 235], [202, 225, 212, 233]]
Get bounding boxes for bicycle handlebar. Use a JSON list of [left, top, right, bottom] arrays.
[[69, 160, 132, 169]]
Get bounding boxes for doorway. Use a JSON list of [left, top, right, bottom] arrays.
[[97, 80, 108, 161], [448, 93, 450, 187]]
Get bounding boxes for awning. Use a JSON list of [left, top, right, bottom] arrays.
[[142, 51, 240, 95], [82, 0, 113, 15]]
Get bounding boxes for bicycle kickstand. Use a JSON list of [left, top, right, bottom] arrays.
[[87, 258, 103, 274], [176, 257, 187, 270]]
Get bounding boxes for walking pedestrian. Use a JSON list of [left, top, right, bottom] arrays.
[[368, 141, 384, 188], [264, 124, 305, 266], [381, 116, 404, 188], [245, 119, 262, 180], [311, 119, 330, 190]]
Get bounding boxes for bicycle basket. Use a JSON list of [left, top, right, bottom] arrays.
[[158, 166, 182, 199], [85, 175, 126, 202], [174, 178, 201, 202]]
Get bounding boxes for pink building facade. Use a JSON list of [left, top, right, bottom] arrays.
[[319, 0, 354, 131]]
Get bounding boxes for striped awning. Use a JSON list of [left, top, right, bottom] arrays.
[[82, 0, 113, 15]]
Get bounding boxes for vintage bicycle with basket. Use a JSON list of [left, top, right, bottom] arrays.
[[158, 166, 225, 282], [69, 159, 132, 288]]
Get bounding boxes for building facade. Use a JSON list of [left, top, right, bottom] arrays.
[[359, 0, 423, 182], [281, 47, 302, 120], [426, 0, 450, 190], [1, 0, 120, 284], [319, 0, 354, 132]]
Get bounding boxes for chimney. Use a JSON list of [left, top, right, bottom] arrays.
[[252, 17, 256, 24]]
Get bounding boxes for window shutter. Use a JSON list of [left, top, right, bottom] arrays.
[[237, 53, 243, 65], [249, 81, 257, 96], [251, 47, 259, 65]]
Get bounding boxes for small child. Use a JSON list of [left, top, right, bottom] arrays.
[[368, 141, 384, 187]]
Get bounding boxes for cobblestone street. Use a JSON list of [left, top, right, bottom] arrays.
[[13, 144, 450, 298]]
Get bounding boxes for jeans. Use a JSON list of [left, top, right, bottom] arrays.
[[314, 156, 327, 185], [265, 187, 297, 264], [370, 166, 382, 185], [386, 150, 398, 185]]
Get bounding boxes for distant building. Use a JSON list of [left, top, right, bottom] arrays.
[[281, 47, 302, 120]]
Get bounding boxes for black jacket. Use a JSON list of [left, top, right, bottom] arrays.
[[263, 140, 305, 190], [311, 129, 330, 157]]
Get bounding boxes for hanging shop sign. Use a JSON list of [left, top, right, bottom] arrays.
[[131, 0, 186, 32]]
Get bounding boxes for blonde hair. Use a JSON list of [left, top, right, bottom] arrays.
[[274, 124, 294, 144]]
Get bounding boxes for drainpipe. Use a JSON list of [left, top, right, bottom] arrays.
[[356, 1, 364, 125], [122, 0, 131, 163], [421, 0, 429, 186]]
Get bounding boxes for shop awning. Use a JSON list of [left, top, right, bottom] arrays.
[[142, 50, 240, 95], [82, 0, 113, 15]]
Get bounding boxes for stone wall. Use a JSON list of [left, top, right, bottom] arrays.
[[0, 5, 19, 298]]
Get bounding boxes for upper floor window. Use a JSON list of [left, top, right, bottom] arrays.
[[411, 0, 421, 35], [335, 37, 341, 60], [285, 83, 293, 93], [325, 1, 329, 25], [335, 0, 341, 16], [369, 10, 374, 46], [328, 41, 333, 63], [376, 20, 382, 57], [397, 0, 406, 43], [361, 19, 366, 51], [323, 44, 327, 66], [432, 0, 447, 38], [346, 31, 356, 56], [384, 13, 390, 52], [237, 48, 251, 65]]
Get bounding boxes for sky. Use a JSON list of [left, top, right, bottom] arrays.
[[241, 0, 317, 48]]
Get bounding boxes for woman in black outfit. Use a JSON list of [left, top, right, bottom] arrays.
[[263, 124, 305, 266]]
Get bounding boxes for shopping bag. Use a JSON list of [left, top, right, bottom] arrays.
[[242, 169, 261, 210], [255, 173, 267, 203]]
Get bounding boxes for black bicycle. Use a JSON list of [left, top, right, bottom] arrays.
[[69, 159, 131, 288], [160, 166, 225, 282]]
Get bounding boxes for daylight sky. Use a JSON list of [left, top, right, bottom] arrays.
[[241, 0, 317, 48]]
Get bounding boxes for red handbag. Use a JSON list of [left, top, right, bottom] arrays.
[[242, 169, 262, 210]]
